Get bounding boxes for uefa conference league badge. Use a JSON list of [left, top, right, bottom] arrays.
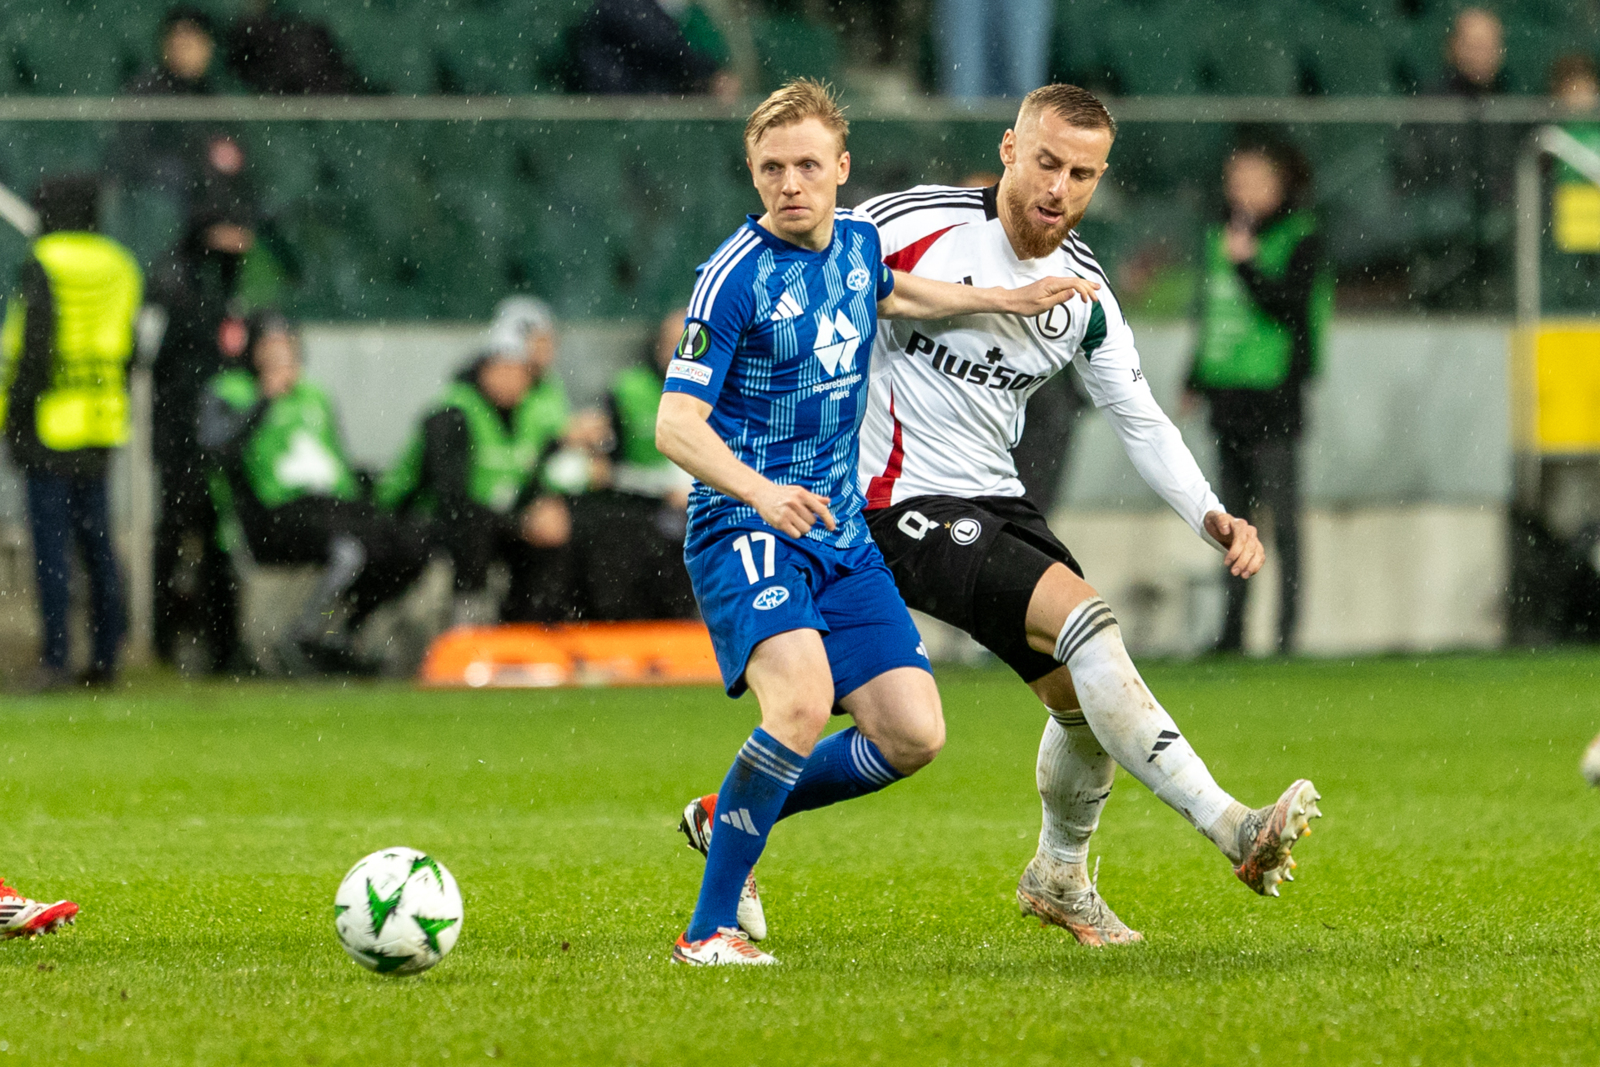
[[676, 322, 709, 361]]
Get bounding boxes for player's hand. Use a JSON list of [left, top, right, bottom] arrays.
[[1224, 223, 1259, 264], [520, 496, 572, 548], [258, 361, 298, 399], [998, 275, 1100, 315], [1205, 510, 1264, 579], [754, 483, 835, 537]]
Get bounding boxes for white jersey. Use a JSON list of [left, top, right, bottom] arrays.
[[857, 184, 1224, 545]]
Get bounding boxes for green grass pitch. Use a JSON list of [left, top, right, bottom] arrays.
[[4, 653, 1600, 1065]]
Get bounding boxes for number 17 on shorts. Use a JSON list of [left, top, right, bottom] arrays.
[[688, 527, 826, 694]]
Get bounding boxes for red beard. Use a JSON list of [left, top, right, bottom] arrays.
[[1001, 180, 1085, 260]]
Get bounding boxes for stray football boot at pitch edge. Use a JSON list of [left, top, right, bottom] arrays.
[[1017, 855, 1142, 947], [0, 880, 78, 939], [1233, 779, 1322, 897], [672, 927, 777, 966], [679, 794, 768, 941]]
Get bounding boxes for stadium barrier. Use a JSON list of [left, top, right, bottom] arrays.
[[419, 619, 721, 688]]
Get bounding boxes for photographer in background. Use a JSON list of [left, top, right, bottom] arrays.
[[1188, 140, 1330, 656]]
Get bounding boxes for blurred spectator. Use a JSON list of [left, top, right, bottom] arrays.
[[1397, 7, 1518, 309], [566, 308, 697, 620], [377, 298, 578, 627], [198, 312, 433, 673], [1553, 53, 1600, 112], [1549, 55, 1600, 296], [1440, 7, 1506, 98], [146, 136, 260, 674], [118, 9, 239, 223], [569, 0, 739, 99], [1188, 142, 1330, 655], [0, 177, 143, 690], [933, 0, 1052, 99], [226, 0, 362, 95], [126, 7, 219, 96]]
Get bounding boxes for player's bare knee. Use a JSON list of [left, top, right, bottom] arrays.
[[1029, 666, 1080, 712], [877, 718, 943, 775]]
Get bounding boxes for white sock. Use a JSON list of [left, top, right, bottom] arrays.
[[1035, 709, 1114, 890], [1055, 597, 1249, 858]]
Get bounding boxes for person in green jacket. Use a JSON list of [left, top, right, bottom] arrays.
[[1188, 140, 1331, 655], [198, 310, 434, 672], [567, 306, 697, 620], [0, 176, 142, 690], [378, 297, 577, 625]]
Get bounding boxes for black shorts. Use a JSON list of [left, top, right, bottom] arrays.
[[864, 494, 1083, 683]]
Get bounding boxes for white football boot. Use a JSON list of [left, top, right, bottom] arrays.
[[1233, 779, 1322, 896], [0, 880, 78, 939], [679, 794, 767, 941], [672, 926, 777, 966], [1017, 854, 1142, 947]]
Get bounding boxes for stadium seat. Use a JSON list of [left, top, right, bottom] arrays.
[[330, 8, 438, 94], [752, 15, 842, 93], [1049, 0, 1115, 86], [11, 6, 129, 96], [241, 124, 324, 217], [1096, 6, 1203, 95], [1304, 19, 1398, 95], [433, 13, 535, 95], [1201, 6, 1301, 96], [1501, 17, 1566, 95]]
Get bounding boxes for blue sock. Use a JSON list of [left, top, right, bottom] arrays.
[[685, 728, 805, 942], [777, 727, 905, 821]]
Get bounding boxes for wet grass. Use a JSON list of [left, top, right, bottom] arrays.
[[2, 652, 1599, 1065]]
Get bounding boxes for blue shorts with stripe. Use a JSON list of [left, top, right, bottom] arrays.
[[686, 524, 932, 700]]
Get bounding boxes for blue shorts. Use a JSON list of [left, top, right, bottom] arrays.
[[686, 526, 932, 700]]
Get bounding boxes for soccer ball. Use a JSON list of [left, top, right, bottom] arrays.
[[334, 847, 463, 975], [1583, 734, 1600, 787]]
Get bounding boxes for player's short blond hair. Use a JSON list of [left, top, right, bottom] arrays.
[[743, 78, 849, 156], [1016, 84, 1117, 140]]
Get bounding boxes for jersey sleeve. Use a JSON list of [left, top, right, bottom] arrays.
[[663, 235, 759, 405], [1077, 285, 1225, 545], [1071, 285, 1146, 408]]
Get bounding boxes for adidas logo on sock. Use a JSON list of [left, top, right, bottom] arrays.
[[769, 291, 803, 322], [718, 808, 760, 835], [1148, 729, 1180, 763]]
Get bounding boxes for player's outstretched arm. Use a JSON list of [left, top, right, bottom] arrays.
[[877, 271, 1098, 321], [656, 392, 836, 538]]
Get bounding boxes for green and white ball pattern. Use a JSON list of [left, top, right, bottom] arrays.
[[334, 847, 463, 975]]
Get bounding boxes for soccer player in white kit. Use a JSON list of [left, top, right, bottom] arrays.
[[856, 85, 1323, 945]]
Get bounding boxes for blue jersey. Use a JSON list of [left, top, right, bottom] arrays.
[[664, 210, 895, 556]]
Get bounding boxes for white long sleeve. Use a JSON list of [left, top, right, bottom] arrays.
[[1102, 387, 1225, 550]]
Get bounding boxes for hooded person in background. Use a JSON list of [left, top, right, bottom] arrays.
[[377, 297, 578, 626], [0, 176, 143, 691], [198, 311, 434, 673], [145, 127, 259, 673]]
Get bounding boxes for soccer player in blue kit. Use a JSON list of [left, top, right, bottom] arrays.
[[654, 79, 1096, 965]]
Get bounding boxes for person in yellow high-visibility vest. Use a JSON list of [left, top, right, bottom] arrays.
[[0, 176, 143, 690]]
